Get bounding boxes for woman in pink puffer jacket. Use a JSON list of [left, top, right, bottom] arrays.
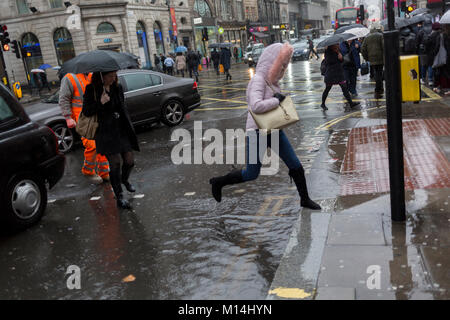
[[209, 42, 321, 210]]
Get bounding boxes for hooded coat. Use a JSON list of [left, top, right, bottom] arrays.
[[246, 43, 293, 130]]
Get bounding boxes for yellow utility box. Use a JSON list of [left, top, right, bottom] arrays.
[[13, 81, 22, 99], [400, 55, 421, 102]]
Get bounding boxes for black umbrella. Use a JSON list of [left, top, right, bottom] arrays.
[[316, 33, 355, 49], [59, 50, 139, 77], [381, 17, 409, 29], [335, 24, 366, 34], [409, 8, 429, 16]]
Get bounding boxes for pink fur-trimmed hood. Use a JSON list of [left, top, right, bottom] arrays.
[[245, 43, 293, 130]]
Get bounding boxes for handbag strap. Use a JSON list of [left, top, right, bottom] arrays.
[[264, 79, 291, 119]]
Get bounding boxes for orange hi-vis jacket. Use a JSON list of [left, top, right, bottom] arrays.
[[65, 73, 92, 122]]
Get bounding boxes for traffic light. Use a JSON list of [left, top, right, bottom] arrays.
[[202, 27, 208, 41], [359, 5, 365, 21], [11, 40, 20, 59], [407, 5, 414, 13], [2, 43, 9, 51], [0, 24, 10, 45]]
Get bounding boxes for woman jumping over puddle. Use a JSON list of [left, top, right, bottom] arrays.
[[209, 42, 321, 210]]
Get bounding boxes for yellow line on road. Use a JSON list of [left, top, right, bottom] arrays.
[[202, 97, 248, 104], [315, 106, 386, 131], [195, 106, 248, 111], [421, 85, 442, 100]]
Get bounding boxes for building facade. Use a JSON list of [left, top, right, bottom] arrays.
[[1, 0, 193, 85]]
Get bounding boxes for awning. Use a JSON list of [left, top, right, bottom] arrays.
[[252, 31, 270, 38]]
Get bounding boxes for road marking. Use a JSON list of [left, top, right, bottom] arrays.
[[202, 97, 248, 104], [268, 287, 312, 299], [421, 84, 442, 100], [315, 106, 386, 131]]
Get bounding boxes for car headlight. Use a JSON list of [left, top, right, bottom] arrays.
[[248, 57, 253, 61], [303, 49, 308, 53]]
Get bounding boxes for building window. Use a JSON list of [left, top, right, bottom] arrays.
[[49, 0, 63, 8], [236, 0, 243, 21], [153, 21, 165, 55], [136, 21, 152, 69], [194, 0, 212, 17], [21, 33, 44, 83], [54, 27, 75, 65], [97, 22, 116, 34], [16, 0, 29, 14]]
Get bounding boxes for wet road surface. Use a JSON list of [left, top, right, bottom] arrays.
[[0, 59, 447, 299]]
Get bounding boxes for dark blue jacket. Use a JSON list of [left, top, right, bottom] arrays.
[[339, 40, 361, 69], [220, 48, 232, 70]]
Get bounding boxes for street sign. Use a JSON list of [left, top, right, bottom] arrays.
[[193, 18, 203, 25]]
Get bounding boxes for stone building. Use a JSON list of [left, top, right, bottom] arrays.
[[1, 0, 193, 85]]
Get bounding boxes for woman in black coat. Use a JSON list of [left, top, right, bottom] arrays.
[[321, 45, 359, 110], [83, 71, 140, 209]]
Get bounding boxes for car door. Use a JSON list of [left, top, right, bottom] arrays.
[[120, 72, 163, 123]]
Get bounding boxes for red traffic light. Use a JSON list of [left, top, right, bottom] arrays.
[[2, 25, 7, 31], [3, 43, 10, 51]]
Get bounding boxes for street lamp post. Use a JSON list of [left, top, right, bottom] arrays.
[[384, 0, 406, 222]]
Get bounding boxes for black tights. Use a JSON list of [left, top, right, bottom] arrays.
[[322, 83, 353, 105], [105, 152, 134, 197]]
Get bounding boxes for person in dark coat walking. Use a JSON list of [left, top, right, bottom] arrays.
[[154, 54, 161, 72], [220, 47, 232, 80], [40, 72, 51, 92], [340, 39, 361, 96], [429, 23, 442, 90], [321, 45, 360, 110], [160, 53, 167, 73], [307, 36, 319, 60], [83, 71, 140, 209], [211, 49, 220, 75], [187, 49, 199, 82]]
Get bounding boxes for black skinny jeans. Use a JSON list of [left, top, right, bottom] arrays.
[[322, 83, 353, 105], [105, 152, 134, 197]]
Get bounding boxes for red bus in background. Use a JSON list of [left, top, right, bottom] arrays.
[[335, 7, 368, 29]]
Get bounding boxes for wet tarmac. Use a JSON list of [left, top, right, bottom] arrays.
[[1, 60, 449, 299]]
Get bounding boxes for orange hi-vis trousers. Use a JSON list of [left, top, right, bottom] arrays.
[[71, 107, 110, 178]]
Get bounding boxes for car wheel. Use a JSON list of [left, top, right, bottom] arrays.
[[161, 100, 185, 127], [51, 123, 74, 153], [2, 174, 47, 231]]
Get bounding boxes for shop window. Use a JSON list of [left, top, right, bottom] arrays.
[[97, 22, 116, 34]]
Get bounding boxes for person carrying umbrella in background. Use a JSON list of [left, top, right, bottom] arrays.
[[220, 47, 232, 81], [211, 49, 220, 75], [39, 71, 51, 92], [340, 38, 361, 97], [59, 72, 110, 184], [361, 23, 385, 98], [307, 36, 319, 60], [321, 44, 360, 110], [82, 71, 140, 209], [187, 49, 199, 82]]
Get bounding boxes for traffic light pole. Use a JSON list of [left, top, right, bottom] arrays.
[[0, 49, 10, 89], [384, 0, 406, 222]]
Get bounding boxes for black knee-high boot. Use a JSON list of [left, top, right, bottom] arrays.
[[209, 170, 244, 202], [121, 163, 135, 192], [110, 167, 131, 209], [288, 167, 321, 210]]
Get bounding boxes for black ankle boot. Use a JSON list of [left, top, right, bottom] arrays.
[[321, 103, 328, 110], [209, 170, 243, 202], [116, 193, 132, 209], [350, 101, 360, 108], [121, 163, 135, 192], [288, 167, 321, 210]]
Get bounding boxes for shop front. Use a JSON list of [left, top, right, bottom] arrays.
[[193, 17, 218, 56]]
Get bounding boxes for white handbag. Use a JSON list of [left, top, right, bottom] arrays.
[[249, 80, 300, 130]]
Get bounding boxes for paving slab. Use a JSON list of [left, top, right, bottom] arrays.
[[315, 287, 356, 300]]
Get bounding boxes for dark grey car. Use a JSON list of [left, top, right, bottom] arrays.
[[26, 70, 201, 153]]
